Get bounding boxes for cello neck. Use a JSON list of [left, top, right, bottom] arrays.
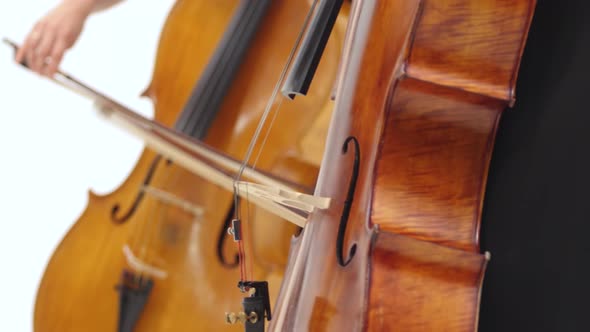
[[174, 0, 272, 139]]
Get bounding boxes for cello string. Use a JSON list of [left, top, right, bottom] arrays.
[[245, 187, 253, 281], [140, 197, 163, 270], [181, 0, 264, 137], [130, 0, 271, 281], [232, 0, 319, 200], [157, 3, 265, 278], [239, 234, 246, 281], [249, 101, 281, 171], [244, 99, 283, 281], [134, 161, 179, 276], [244, 99, 282, 280], [134, 164, 165, 267], [231, 0, 319, 283], [234, 0, 318, 188], [242, 100, 282, 282], [141, 163, 206, 273], [138, 188, 166, 270]]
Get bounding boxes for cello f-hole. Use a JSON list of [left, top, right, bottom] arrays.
[[111, 155, 164, 224], [336, 136, 359, 267]]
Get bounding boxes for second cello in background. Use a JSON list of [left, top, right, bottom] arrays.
[[32, 1, 349, 331]]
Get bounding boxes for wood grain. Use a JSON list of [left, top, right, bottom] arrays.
[[367, 232, 488, 331], [32, 1, 350, 331], [407, 0, 536, 103], [270, 0, 536, 331], [372, 77, 503, 252]]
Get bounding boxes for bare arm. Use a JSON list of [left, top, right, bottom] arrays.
[[15, 0, 125, 76], [92, 0, 125, 12]]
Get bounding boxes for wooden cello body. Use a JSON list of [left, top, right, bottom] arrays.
[[33, 1, 349, 331], [270, 0, 536, 330]]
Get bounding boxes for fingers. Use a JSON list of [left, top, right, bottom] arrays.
[[43, 39, 67, 77], [16, 20, 66, 77], [32, 29, 56, 74], [15, 2, 87, 78], [15, 22, 43, 66]]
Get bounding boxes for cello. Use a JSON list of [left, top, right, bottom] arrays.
[[52, 0, 537, 330], [5, 0, 350, 331], [264, 0, 537, 330]]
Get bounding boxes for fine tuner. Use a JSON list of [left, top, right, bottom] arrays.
[[225, 311, 259, 325], [224, 281, 271, 331]]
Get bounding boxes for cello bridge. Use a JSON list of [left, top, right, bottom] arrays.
[[141, 185, 205, 218], [122, 244, 168, 279]]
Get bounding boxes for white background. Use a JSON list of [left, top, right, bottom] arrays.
[[0, 1, 175, 330]]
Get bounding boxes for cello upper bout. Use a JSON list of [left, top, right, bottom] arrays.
[[405, 0, 537, 103]]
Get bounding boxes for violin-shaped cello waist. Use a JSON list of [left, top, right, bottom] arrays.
[[269, 0, 536, 331]]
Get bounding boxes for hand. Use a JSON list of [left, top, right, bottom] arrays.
[[15, 0, 95, 77]]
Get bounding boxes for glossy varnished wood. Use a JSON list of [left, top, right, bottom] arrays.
[[367, 3, 534, 328], [270, 0, 423, 330], [372, 78, 504, 252], [33, 1, 350, 331], [270, 0, 535, 331], [406, 0, 536, 103], [371, 0, 535, 243], [367, 232, 488, 331], [370, 0, 535, 253]]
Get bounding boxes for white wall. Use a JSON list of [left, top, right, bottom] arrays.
[[0, 1, 175, 330]]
